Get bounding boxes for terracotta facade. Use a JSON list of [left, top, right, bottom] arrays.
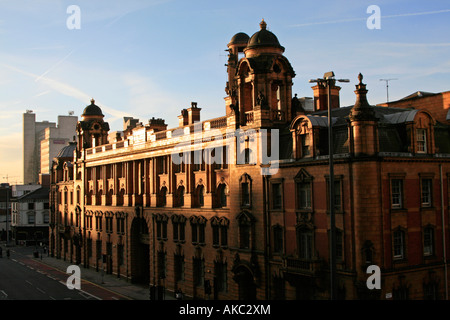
[[49, 21, 450, 300]]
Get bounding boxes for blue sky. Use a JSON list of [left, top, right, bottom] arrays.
[[1, 0, 450, 184]]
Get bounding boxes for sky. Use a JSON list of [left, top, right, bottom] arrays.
[[0, 0, 449, 184]]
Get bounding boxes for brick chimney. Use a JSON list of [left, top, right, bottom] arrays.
[[148, 117, 167, 132], [312, 83, 341, 112], [178, 109, 188, 127], [187, 102, 201, 124]]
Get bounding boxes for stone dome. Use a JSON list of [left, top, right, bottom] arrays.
[[228, 32, 250, 46], [82, 98, 104, 117], [56, 141, 77, 158], [246, 19, 284, 51]]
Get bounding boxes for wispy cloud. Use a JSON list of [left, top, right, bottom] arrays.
[[290, 8, 450, 27], [1, 63, 132, 122]]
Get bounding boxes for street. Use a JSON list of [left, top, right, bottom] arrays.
[[0, 247, 97, 300], [0, 245, 133, 300]]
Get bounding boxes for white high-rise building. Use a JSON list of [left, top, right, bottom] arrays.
[[23, 111, 78, 184]]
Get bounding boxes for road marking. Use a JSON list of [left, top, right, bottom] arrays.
[[36, 287, 46, 294], [49, 296, 56, 300], [11, 259, 18, 262], [79, 290, 101, 300], [25, 280, 33, 286], [0, 290, 8, 299]]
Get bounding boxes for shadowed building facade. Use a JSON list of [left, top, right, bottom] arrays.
[[49, 21, 450, 300]]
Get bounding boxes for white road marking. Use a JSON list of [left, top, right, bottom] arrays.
[[25, 280, 33, 286], [36, 287, 46, 294]]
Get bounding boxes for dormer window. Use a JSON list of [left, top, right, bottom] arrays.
[[416, 129, 427, 153]]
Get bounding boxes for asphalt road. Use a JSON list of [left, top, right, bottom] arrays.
[[0, 250, 97, 300]]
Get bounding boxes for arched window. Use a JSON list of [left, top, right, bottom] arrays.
[[237, 211, 254, 250], [217, 183, 227, 208], [239, 174, 252, 208], [159, 186, 167, 207], [196, 185, 205, 207], [176, 185, 185, 207]]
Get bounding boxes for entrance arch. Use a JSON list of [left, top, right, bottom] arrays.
[[233, 265, 257, 300], [130, 217, 150, 285]]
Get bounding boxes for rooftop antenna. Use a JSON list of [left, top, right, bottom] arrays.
[[68, 111, 74, 116], [380, 78, 398, 103]]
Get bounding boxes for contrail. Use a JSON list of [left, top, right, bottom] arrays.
[[34, 49, 75, 83], [291, 8, 450, 27]]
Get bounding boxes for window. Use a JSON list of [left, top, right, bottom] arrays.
[[196, 185, 205, 207], [158, 250, 167, 279], [105, 216, 113, 233], [174, 253, 185, 282], [272, 183, 282, 210], [336, 229, 343, 261], [28, 213, 35, 224], [421, 178, 432, 207], [87, 238, 92, 258], [417, 129, 427, 153], [239, 221, 250, 249], [190, 216, 206, 245], [118, 244, 124, 266], [391, 179, 403, 209], [96, 239, 102, 261], [423, 226, 434, 256], [393, 229, 406, 260], [241, 183, 250, 207], [176, 186, 185, 207], [43, 213, 49, 224], [211, 217, 229, 248], [172, 215, 186, 242], [217, 183, 227, 208], [116, 217, 125, 234], [273, 225, 283, 254], [297, 228, 313, 260], [28, 202, 35, 210], [240, 174, 252, 208], [156, 215, 168, 241], [237, 212, 253, 250], [76, 188, 80, 204], [95, 215, 102, 231], [214, 261, 227, 292], [159, 186, 167, 207], [297, 182, 312, 210], [326, 178, 342, 212], [301, 133, 310, 156], [193, 257, 205, 287]]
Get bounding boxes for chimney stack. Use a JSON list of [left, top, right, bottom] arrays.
[[312, 83, 341, 112]]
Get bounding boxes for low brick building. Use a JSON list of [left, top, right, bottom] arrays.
[[49, 20, 450, 300]]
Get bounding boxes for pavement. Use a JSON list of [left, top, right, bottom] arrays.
[[0, 243, 177, 300]]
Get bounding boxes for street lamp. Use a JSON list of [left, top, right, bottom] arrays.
[[309, 72, 349, 300]]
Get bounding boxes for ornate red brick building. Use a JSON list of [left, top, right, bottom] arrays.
[[49, 20, 450, 300]]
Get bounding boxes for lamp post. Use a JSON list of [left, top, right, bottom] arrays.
[[5, 184, 10, 246], [309, 72, 349, 300]]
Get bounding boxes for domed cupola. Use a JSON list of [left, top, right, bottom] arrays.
[[244, 19, 285, 57], [56, 141, 77, 159], [81, 98, 104, 120], [76, 98, 110, 151], [228, 32, 250, 47]]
